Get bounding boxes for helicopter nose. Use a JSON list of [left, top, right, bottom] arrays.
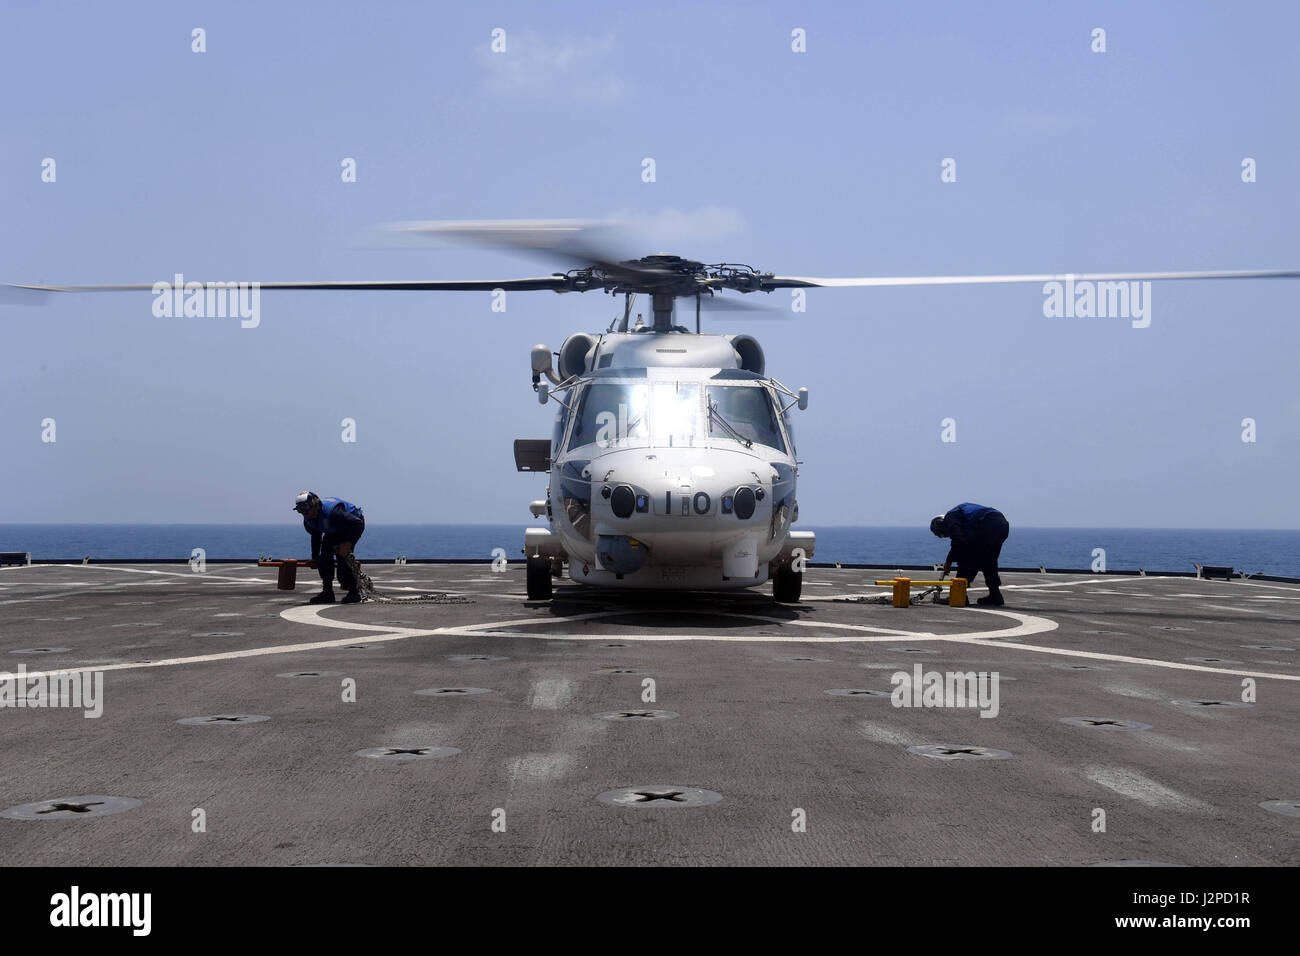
[[592, 450, 776, 529]]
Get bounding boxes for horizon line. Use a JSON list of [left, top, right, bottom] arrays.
[[3, 522, 1299, 533]]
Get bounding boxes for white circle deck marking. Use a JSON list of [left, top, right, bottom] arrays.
[[11, 575, 1300, 684], [279, 605, 1300, 683]]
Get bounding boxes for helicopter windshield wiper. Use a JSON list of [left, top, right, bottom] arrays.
[[708, 400, 752, 448]]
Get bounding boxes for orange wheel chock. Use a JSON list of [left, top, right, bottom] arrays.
[[257, 558, 314, 591], [873, 577, 969, 608], [949, 577, 967, 606]]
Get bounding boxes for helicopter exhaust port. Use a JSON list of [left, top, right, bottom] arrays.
[[557, 333, 597, 379], [726, 334, 765, 376], [596, 535, 648, 575]]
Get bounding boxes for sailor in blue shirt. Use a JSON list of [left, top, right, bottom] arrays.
[[293, 491, 366, 604], [930, 503, 1010, 606]]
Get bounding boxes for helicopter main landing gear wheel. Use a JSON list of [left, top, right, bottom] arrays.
[[773, 564, 802, 603], [526, 555, 553, 601]]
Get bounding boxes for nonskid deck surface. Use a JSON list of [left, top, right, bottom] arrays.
[[0, 562, 1296, 866]]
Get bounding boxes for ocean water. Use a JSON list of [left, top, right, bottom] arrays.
[[2, 524, 1299, 578]]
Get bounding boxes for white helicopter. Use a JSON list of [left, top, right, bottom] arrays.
[[518, 266, 815, 603], [12, 219, 1299, 602]]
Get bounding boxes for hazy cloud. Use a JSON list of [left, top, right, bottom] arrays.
[[479, 31, 622, 102]]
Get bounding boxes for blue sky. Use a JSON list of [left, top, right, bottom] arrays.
[[2, 1, 1297, 528]]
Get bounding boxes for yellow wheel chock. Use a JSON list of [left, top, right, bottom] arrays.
[[874, 577, 968, 607]]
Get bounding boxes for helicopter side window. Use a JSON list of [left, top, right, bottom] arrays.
[[551, 399, 570, 456], [706, 385, 787, 452], [781, 403, 797, 455], [568, 383, 649, 450]]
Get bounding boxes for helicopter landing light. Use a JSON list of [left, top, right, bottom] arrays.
[[733, 487, 757, 520], [610, 485, 637, 519]]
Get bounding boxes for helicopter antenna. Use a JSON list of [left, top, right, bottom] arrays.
[[617, 292, 635, 333]]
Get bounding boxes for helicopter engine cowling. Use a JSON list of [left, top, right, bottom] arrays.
[[727, 334, 765, 376], [558, 333, 597, 380]]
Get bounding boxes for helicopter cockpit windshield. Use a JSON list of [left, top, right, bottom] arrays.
[[569, 382, 649, 449], [566, 379, 787, 454], [568, 381, 701, 449], [707, 385, 786, 452]]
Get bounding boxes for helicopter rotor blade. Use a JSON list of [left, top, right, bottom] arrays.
[[761, 268, 1300, 290], [7, 277, 573, 295], [16, 265, 1298, 308]]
